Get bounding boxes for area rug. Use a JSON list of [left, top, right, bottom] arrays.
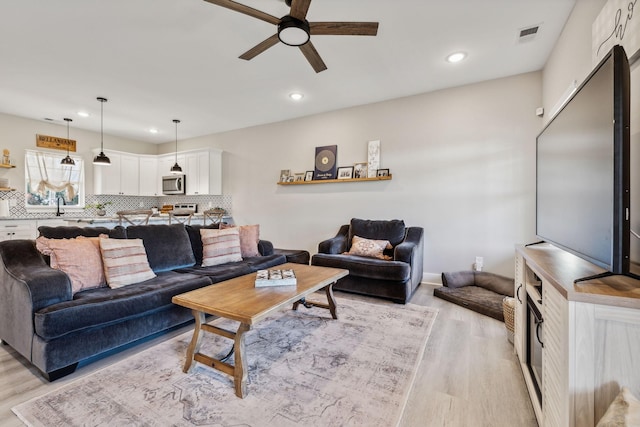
[[13, 297, 437, 427]]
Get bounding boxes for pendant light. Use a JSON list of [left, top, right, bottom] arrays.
[[93, 97, 111, 165], [60, 118, 75, 166], [170, 119, 183, 174]]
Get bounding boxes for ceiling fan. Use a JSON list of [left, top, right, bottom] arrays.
[[203, 0, 379, 73]]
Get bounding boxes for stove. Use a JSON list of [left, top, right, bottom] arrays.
[[173, 203, 197, 213]]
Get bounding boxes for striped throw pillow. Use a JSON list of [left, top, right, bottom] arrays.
[[99, 238, 156, 288], [201, 227, 243, 266]]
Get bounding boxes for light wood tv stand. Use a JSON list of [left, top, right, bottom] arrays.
[[514, 243, 640, 427]]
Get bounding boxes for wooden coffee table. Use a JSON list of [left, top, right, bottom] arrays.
[[171, 263, 348, 398]]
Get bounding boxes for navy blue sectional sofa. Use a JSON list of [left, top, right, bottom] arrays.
[[0, 223, 286, 380]]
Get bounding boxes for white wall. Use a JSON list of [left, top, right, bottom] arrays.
[[0, 113, 155, 192], [160, 72, 542, 278], [542, 0, 640, 263]]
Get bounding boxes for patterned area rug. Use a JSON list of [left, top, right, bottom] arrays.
[[13, 297, 437, 427]]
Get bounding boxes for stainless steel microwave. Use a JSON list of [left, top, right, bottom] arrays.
[[162, 175, 185, 195]]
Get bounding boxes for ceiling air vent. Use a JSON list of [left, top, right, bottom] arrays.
[[518, 25, 540, 42]]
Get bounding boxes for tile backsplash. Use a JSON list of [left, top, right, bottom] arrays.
[[0, 191, 232, 219]]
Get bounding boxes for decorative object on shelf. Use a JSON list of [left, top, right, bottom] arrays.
[[85, 201, 112, 216], [279, 169, 290, 182], [337, 166, 354, 179], [277, 174, 391, 185], [377, 168, 389, 177], [304, 171, 313, 181], [293, 172, 304, 182], [2, 149, 11, 166], [353, 162, 367, 179], [93, 97, 111, 166], [367, 140, 380, 178], [170, 119, 182, 174], [314, 145, 337, 180], [60, 118, 76, 166]]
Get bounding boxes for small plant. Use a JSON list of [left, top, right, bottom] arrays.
[[85, 201, 112, 210]]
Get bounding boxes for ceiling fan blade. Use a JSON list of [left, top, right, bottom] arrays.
[[299, 41, 327, 73], [203, 0, 280, 25], [310, 22, 379, 36], [289, 0, 312, 21], [239, 34, 280, 60]]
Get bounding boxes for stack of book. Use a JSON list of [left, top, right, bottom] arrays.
[[255, 269, 297, 287]]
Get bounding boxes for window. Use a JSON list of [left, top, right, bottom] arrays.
[[24, 150, 85, 209]]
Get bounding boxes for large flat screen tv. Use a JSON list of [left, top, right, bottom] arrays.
[[536, 45, 630, 278]]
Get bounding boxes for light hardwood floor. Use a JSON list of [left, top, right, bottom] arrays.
[[0, 284, 537, 426]]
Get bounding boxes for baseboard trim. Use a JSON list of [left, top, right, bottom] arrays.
[[421, 272, 441, 286]]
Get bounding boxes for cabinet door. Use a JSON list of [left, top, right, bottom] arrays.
[[543, 282, 569, 427], [514, 253, 526, 360], [185, 153, 200, 195], [95, 151, 122, 195], [119, 154, 139, 195], [0, 221, 36, 240], [139, 156, 159, 196]]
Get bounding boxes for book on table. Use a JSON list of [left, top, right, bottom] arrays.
[[255, 269, 297, 287]]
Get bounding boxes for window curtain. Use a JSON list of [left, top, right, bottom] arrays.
[[25, 151, 81, 202]]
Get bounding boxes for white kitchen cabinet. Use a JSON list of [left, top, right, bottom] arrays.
[[0, 220, 36, 241], [183, 149, 222, 195], [93, 150, 140, 196], [139, 156, 159, 196]]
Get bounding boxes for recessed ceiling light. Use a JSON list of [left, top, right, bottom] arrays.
[[149, 128, 159, 134], [289, 92, 304, 101], [446, 52, 467, 63], [77, 111, 90, 117]]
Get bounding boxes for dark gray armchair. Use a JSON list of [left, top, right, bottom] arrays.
[[311, 218, 424, 304]]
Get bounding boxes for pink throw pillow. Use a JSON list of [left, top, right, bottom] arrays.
[[35, 236, 106, 294]]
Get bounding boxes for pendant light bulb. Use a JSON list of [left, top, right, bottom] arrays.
[[60, 118, 75, 166], [170, 119, 183, 174], [93, 97, 111, 166]]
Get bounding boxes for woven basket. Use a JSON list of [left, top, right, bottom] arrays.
[[503, 297, 516, 343]]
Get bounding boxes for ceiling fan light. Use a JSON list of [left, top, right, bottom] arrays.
[[278, 16, 310, 46]]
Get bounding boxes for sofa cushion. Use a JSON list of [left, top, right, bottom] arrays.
[[100, 238, 156, 288], [33, 271, 212, 340], [311, 253, 411, 282], [35, 236, 106, 294], [175, 262, 255, 284], [125, 224, 196, 272], [349, 218, 406, 251], [38, 225, 126, 239], [243, 254, 287, 271], [185, 224, 221, 265], [201, 228, 243, 266]]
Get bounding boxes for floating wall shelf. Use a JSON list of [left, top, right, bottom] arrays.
[[0, 164, 15, 169], [277, 175, 392, 185]]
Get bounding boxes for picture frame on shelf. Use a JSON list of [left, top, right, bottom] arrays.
[[377, 168, 390, 177], [337, 166, 354, 179], [304, 171, 314, 181], [293, 172, 305, 182], [353, 162, 367, 179], [280, 169, 290, 182]]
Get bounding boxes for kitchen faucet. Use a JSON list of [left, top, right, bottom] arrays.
[[56, 196, 65, 216]]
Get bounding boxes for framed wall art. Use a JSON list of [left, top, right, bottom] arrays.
[[337, 166, 354, 179]]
